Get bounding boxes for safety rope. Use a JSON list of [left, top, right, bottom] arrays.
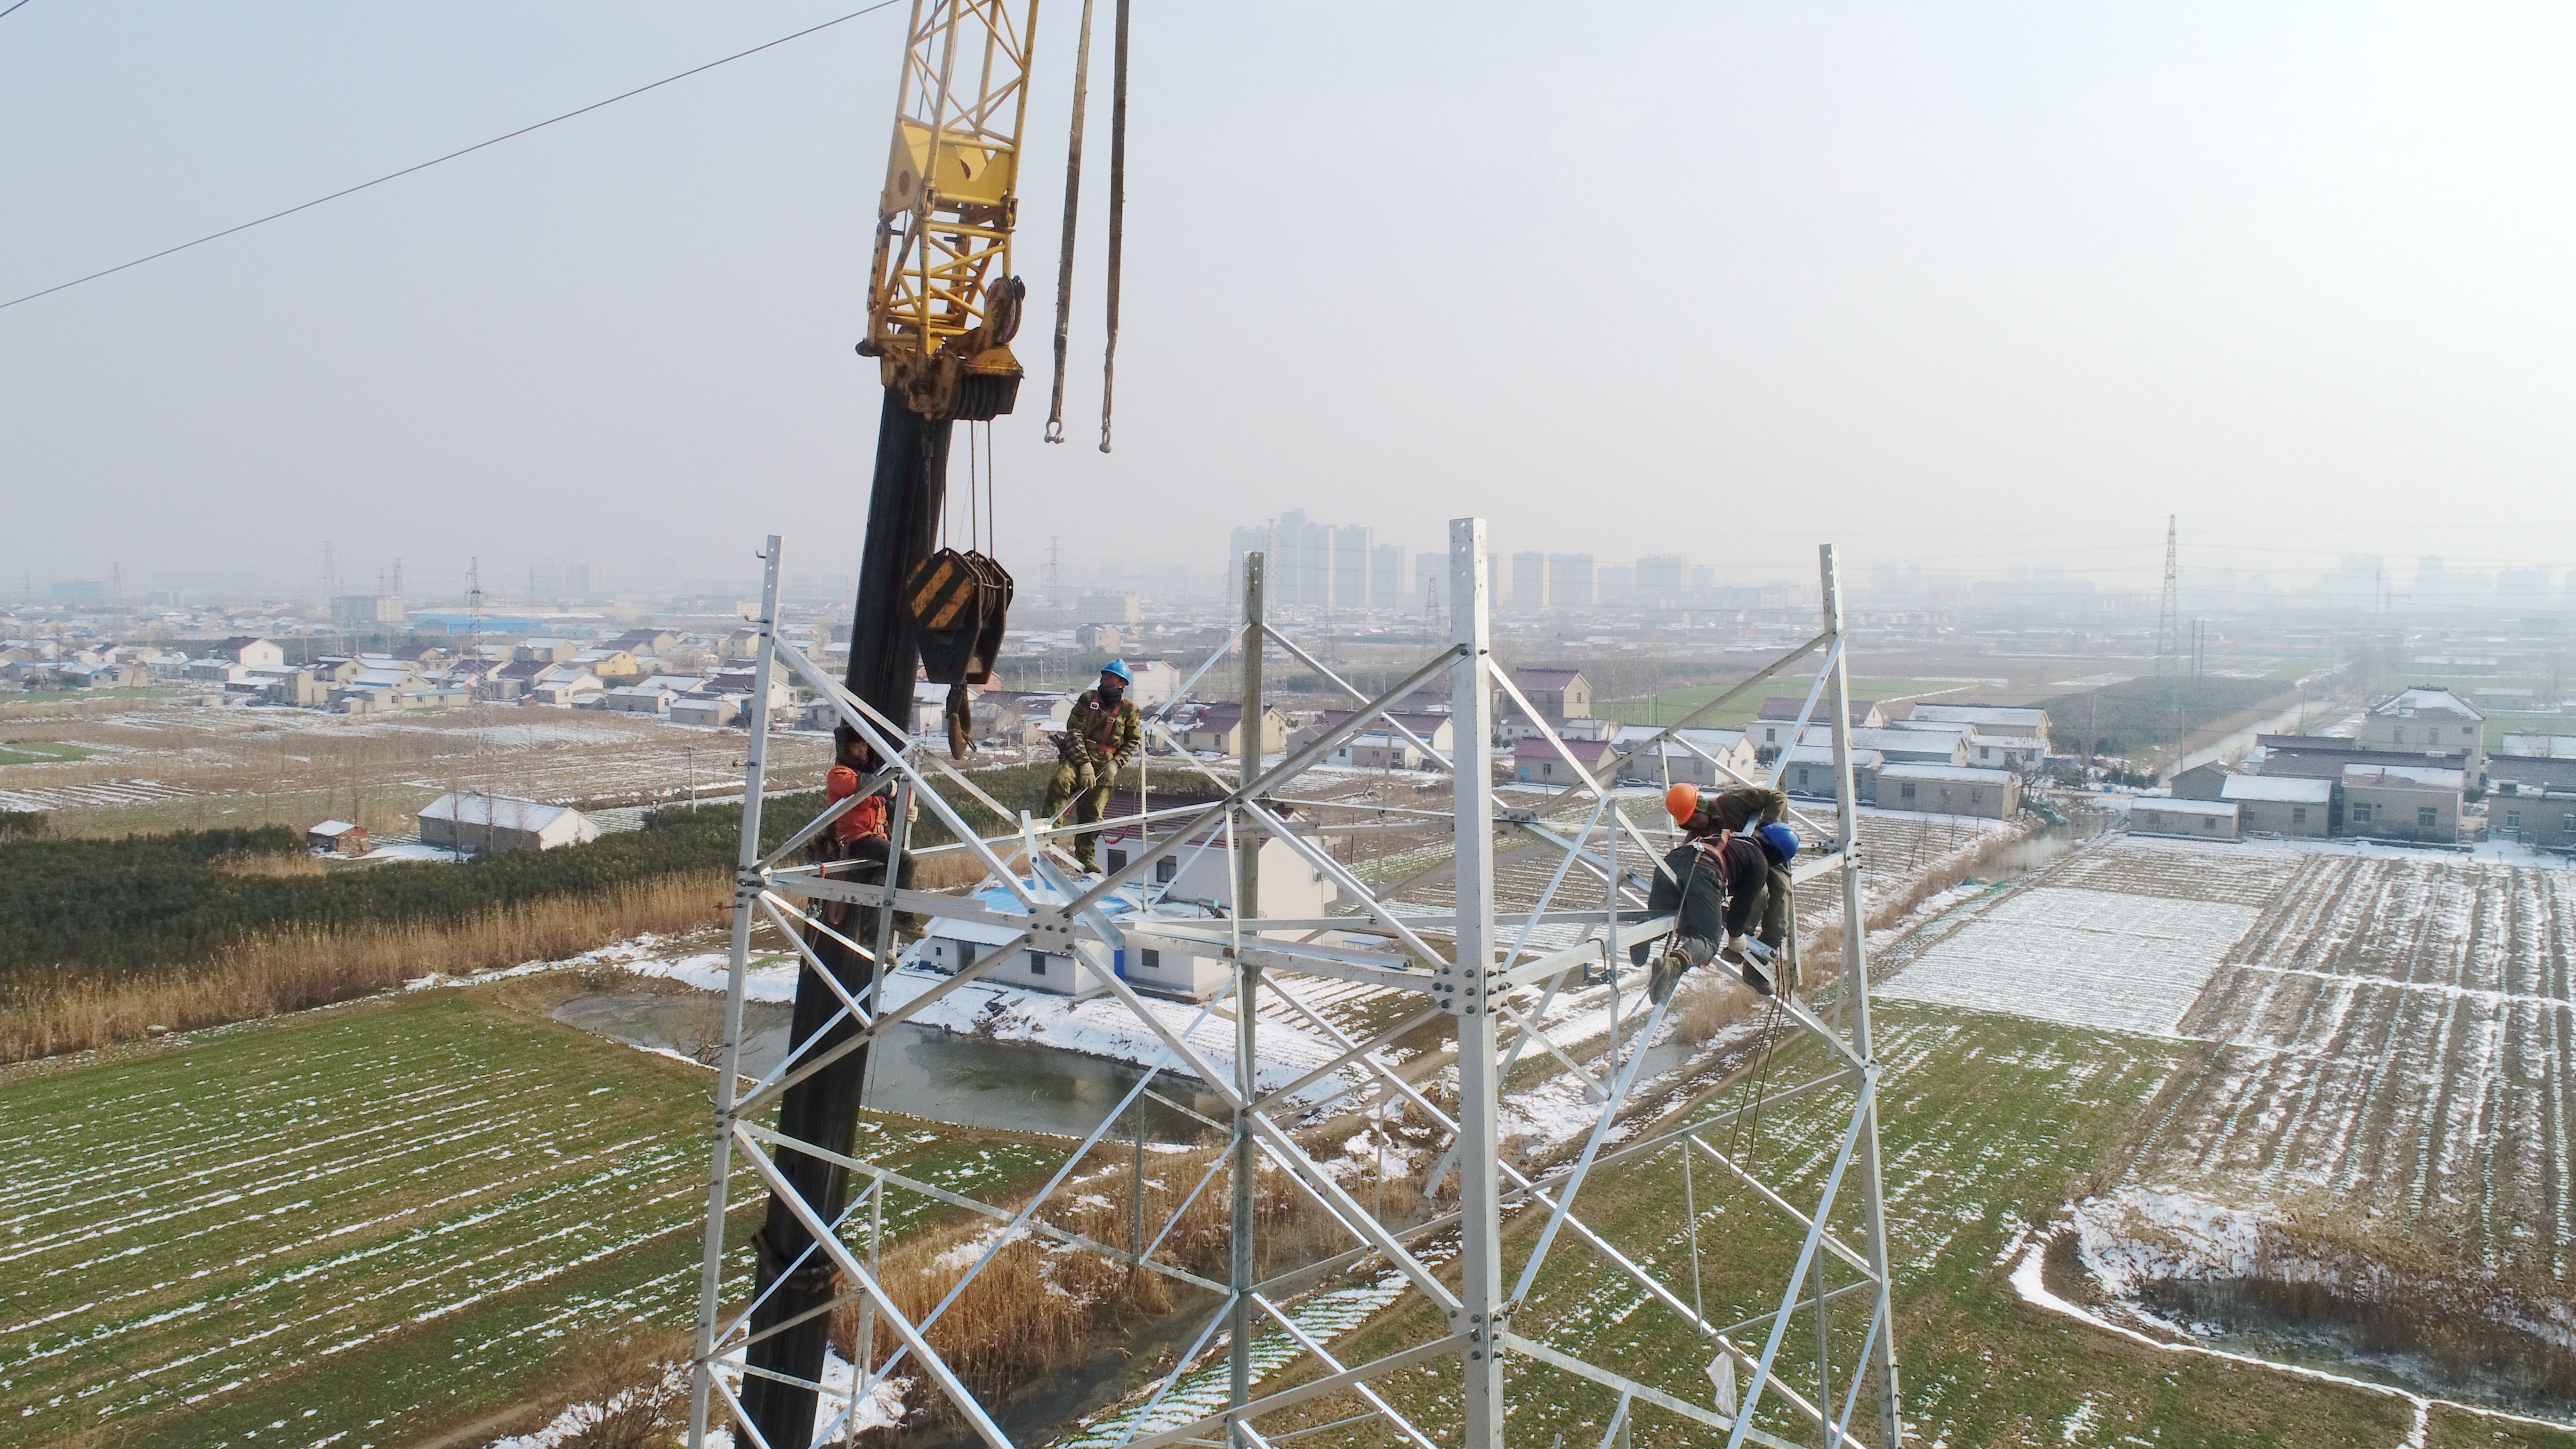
[[1044, 0, 1096, 445], [1097, 0, 1129, 453]]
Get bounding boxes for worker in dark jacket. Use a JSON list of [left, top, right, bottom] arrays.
[[1633, 783, 1792, 1004], [1044, 659, 1145, 872]]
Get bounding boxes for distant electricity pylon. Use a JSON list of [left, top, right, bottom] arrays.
[[2153, 517, 2182, 756]]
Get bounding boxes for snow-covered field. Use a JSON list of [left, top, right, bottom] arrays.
[[1878, 833, 2576, 1313], [1879, 886, 2262, 1036]]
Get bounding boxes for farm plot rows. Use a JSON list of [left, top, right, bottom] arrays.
[[1228, 1003, 2466, 1447], [0, 989, 1050, 1449], [2145, 853, 2576, 1280]]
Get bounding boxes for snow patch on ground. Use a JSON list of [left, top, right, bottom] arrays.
[[2070, 1185, 2268, 1299], [1878, 886, 2261, 1036]]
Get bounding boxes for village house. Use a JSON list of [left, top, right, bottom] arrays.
[[2219, 774, 2332, 837], [572, 648, 643, 683], [215, 636, 287, 670], [1797, 725, 1966, 768], [515, 637, 580, 664], [1608, 726, 1758, 788], [2340, 764, 2464, 844], [2361, 687, 2486, 773], [1901, 703, 2052, 752], [601, 676, 704, 715], [1872, 764, 2020, 819], [2132, 797, 2242, 840], [1177, 702, 1289, 757], [1513, 736, 1618, 784], [2487, 756, 2576, 850], [1753, 697, 1886, 751], [1780, 744, 1883, 801], [1505, 667, 1593, 719], [605, 627, 681, 657]]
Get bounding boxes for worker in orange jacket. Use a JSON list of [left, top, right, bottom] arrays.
[[817, 746, 915, 928], [1633, 783, 1796, 1005]]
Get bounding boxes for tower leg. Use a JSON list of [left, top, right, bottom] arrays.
[[1449, 519, 1506, 1448]]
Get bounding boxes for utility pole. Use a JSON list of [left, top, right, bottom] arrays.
[[1228, 553, 1263, 1446]]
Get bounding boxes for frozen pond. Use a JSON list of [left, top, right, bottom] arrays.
[[554, 990, 1231, 1143]]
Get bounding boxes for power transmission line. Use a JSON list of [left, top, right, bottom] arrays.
[[0, 1, 37, 21], [0, 0, 901, 313]]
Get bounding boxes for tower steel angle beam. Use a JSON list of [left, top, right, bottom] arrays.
[[687, 523, 1910, 1449]]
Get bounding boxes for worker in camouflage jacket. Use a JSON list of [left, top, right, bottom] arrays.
[[1631, 783, 1798, 1005], [1045, 659, 1144, 872]]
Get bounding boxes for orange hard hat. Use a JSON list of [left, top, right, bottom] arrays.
[[1664, 783, 1700, 825], [825, 765, 860, 801]]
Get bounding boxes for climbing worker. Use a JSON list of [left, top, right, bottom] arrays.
[[1634, 782, 1790, 1005], [816, 745, 916, 928], [1715, 821, 1800, 991], [1043, 659, 1144, 873]]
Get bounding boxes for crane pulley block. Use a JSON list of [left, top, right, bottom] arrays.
[[907, 547, 1015, 757]]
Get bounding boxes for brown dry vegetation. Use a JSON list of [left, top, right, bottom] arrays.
[[2144, 1206, 2576, 1405], [0, 870, 726, 1061], [838, 1142, 1443, 1436]]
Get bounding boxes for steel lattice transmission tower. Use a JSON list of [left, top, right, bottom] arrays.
[[687, 521, 1912, 1449]]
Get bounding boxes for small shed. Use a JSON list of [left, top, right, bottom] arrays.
[[306, 820, 370, 856], [2131, 797, 2242, 841], [418, 793, 601, 854]]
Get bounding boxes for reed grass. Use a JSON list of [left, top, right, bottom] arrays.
[[834, 1143, 1425, 1435], [0, 870, 726, 1062]]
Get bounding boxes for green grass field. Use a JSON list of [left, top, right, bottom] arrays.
[[0, 985, 1056, 1449], [0, 740, 93, 765], [1596, 679, 1968, 729], [1238, 1002, 2573, 1448]]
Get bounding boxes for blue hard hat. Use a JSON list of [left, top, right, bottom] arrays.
[[1757, 822, 1800, 864], [1100, 659, 1132, 682]]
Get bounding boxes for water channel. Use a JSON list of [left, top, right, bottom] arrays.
[[552, 991, 1232, 1143]]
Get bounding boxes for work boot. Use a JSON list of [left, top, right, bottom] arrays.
[[1648, 949, 1690, 1006]]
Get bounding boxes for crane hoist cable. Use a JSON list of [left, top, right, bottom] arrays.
[[1046, 0, 1098, 444], [1099, 0, 1129, 452]]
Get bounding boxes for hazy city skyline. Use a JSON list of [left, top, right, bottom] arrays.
[[6, 2, 2573, 595]]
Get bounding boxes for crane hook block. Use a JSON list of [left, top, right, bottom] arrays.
[[907, 549, 1016, 757]]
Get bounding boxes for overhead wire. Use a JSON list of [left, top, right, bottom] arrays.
[[0, 0, 904, 313]]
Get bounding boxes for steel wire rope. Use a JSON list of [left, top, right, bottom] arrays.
[[0, 0, 904, 312], [1044, 0, 1098, 443], [0, 1, 34, 19], [1096, 0, 1128, 451]]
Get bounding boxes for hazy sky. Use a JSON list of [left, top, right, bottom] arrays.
[[5, 1, 2573, 599]]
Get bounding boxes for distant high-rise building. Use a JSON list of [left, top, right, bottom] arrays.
[[1333, 525, 1372, 609], [1512, 552, 1548, 609], [1548, 554, 1595, 607], [1368, 544, 1403, 612], [1272, 510, 1309, 606], [1296, 517, 1334, 607], [1636, 554, 1688, 604]]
